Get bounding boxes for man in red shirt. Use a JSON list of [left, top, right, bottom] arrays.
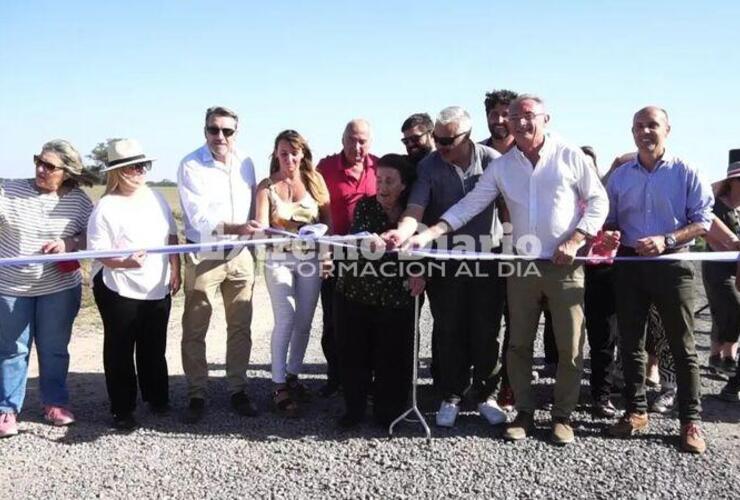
[[316, 119, 378, 396]]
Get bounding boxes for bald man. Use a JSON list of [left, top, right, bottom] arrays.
[[316, 119, 378, 396], [603, 106, 713, 454]]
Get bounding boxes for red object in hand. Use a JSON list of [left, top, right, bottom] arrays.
[[586, 231, 618, 265], [57, 260, 81, 273]]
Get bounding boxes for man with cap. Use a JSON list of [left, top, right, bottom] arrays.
[[178, 106, 261, 423], [603, 106, 713, 454]]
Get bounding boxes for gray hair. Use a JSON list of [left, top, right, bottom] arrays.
[[205, 106, 239, 126], [436, 106, 472, 134], [510, 94, 547, 111], [40, 139, 97, 188], [343, 118, 372, 139]]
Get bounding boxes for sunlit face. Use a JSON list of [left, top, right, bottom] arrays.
[[487, 103, 511, 141], [342, 123, 371, 164], [204, 115, 238, 161], [632, 108, 670, 156], [402, 125, 434, 162], [34, 151, 67, 193], [432, 122, 469, 163], [508, 99, 549, 150], [119, 162, 148, 190], [376, 166, 406, 210], [276, 139, 304, 175]]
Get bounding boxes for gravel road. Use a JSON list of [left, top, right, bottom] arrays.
[[2, 272, 739, 499]]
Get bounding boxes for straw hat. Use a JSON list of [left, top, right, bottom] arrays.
[[101, 139, 157, 172], [712, 149, 740, 192]]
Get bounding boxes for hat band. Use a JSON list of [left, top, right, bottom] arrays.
[[107, 154, 146, 167]]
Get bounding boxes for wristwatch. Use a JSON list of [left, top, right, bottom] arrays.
[[664, 233, 677, 249]]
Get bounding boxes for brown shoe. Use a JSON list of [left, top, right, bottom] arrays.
[[680, 422, 706, 454], [551, 417, 574, 445], [503, 411, 534, 441], [608, 412, 648, 437]]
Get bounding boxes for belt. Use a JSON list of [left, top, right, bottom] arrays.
[[618, 246, 689, 257]]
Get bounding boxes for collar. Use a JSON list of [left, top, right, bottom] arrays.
[[197, 144, 240, 167], [633, 149, 674, 172]]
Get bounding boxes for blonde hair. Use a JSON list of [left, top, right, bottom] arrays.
[[104, 168, 126, 195], [270, 130, 329, 205]]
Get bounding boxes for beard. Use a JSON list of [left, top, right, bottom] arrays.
[[491, 126, 510, 141], [408, 145, 432, 163]]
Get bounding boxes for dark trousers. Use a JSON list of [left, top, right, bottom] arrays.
[[334, 292, 414, 422], [425, 261, 506, 402], [613, 257, 701, 422], [320, 276, 340, 387], [93, 272, 171, 416], [584, 264, 617, 401]]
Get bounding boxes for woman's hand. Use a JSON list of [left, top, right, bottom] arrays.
[[123, 251, 147, 268], [40, 239, 66, 254]]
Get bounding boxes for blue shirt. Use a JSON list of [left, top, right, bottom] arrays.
[[605, 152, 713, 248]]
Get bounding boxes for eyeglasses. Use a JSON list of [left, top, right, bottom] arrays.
[[509, 112, 546, 123], [206, 126, 236, 137], [122, 162, 152, 174], [401, 132, 429, 146], [33, 155, 65, 173], [432, 131, 468, 147]]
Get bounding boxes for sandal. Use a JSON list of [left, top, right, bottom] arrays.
[[286, 374, 311, 403], [273, 385, 299, 417]]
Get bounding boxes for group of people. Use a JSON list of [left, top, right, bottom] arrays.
[[0, 94, 738, 456]]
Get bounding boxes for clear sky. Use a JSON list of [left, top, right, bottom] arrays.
[[2, 0, 738, 184]]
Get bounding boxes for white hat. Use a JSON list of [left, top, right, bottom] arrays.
[[101, 139, 157, 172]]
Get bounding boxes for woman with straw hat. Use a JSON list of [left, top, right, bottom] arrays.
[[87, 139, 180, 431]]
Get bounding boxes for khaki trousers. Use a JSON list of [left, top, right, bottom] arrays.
[[506, 262, 585, 419], [181, 248, 254, 399]]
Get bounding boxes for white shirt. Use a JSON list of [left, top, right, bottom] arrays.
[[441, 136, 608, 257], [178, 145, 257, 243], [87, 187, 177, 300]]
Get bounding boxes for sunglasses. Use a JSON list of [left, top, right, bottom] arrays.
[[401, 132, 429, 146], [33, 155, 65, 173], [206, 126, 236, 137], [122, 162, 152, 174], [432, 131, 468, 147]]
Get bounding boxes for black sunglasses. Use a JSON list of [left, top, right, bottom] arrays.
[[401, 132, 429, 146], [432, 131, 468, 147], [33, 155, 64, 172], [123, 162, 152, 174], [206, 126, 236, 137]]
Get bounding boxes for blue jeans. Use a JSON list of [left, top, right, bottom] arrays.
[[0, 285, 81, 413]]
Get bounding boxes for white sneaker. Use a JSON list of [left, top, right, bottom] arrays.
[[478, 399, 507, 425], [435, 401, 459, 428]]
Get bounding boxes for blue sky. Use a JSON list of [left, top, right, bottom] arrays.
[[2, 0, 738, 183]]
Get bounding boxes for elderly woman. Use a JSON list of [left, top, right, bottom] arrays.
[[334, 153, 423, 428], [255, 130, 331, 417], [88, 139, 180, 431], [0, 140, 95, 438]]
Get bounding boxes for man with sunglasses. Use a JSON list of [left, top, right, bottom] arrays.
[[383, 106, 507, 429], [402, 95, 608, 445], [177, 106, 260, 423], [401, 113, 435, 166], [316, 118, 378, 397]]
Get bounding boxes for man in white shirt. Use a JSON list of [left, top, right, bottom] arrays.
[[178, 106, 260, 423], [404, 95, 608, 445]]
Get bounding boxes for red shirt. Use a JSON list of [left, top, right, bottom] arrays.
[[317, 153, 377, 235]]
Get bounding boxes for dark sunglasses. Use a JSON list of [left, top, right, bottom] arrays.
[[432, 130, 468, 147], [401, 132, 429, 146], [122, 162, 152, 174], [33, 155, 65, 172], [206, 126, 236, 137]]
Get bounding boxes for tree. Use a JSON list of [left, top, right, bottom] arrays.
[[87, 138, 123, 184]]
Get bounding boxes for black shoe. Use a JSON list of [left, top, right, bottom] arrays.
[[319, 383, 341, 398], [231, 392, 258, 417], [112, 413, 138, 431], [149, 402, 171, 416], [337, 413, 363, 430], [182, 398, 205, 424], [593, 397, 617, 418]]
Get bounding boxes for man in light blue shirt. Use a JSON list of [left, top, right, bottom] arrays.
[[604, 106, 713, 454]]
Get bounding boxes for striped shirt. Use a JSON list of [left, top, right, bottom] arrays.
[[0, 178, 93, 296]]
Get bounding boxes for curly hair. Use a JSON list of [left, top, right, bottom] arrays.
[[484, 89, 519, 114]]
